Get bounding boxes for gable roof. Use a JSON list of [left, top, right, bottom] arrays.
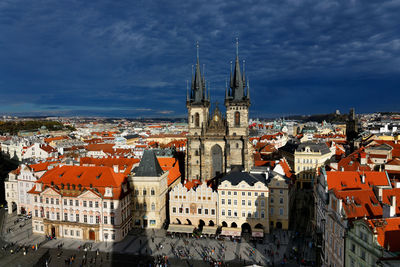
[[221, 170, 266, 186]]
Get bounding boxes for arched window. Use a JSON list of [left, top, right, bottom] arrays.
[[236, 143, 239, 148], [195, 150, 199, 156], [151, 188, 155, 196], [195, 113, 200, 127], [234, 111, 240, 126], [151, 203, 155, 211]]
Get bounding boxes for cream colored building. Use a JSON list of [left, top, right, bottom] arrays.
[[169, 182, 218, 227], [129, 150, 168, 229], [218, 171, 270, 235], [267, 171, 290, 230], [294, 142, 333, 189]]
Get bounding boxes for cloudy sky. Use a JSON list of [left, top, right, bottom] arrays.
[[0, 0, 399, 118]]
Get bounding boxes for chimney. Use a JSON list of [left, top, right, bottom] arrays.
[[341, 166, 344, 172], [338, 198, 343, 213], [113, 165, 118, 173], [390, 196, 396, 217], [360, 172, 365, 184], [395, 182, 400, 189], [378, 188, 383, 202]]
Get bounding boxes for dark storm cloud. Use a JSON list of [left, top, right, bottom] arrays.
[[0, 0, 399, 117]]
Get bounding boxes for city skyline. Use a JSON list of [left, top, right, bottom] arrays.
[[0, 0, 399, 118]]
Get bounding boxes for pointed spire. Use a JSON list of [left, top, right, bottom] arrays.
[[247, 78, 250, 99], [196, 41, 199, 61], [236, 37, 239, 58], [186, 80, 189, 101], [242, 60, 246, 82], [225, 78, 229, 99]]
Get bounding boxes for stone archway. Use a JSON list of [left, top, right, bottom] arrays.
[[211, 144, 223, 178]]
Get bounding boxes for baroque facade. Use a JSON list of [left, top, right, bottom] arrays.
[[186, 42, 253, 182]]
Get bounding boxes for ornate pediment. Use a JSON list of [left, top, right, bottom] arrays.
[[207, 104, 226, 133]]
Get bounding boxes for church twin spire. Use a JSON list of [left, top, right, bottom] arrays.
[[188, 42, 209, 105], [188, 39, 250, 105]]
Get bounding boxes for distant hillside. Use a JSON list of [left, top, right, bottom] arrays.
[[0, 120, 74, 134], [286, 113, 348, 123]]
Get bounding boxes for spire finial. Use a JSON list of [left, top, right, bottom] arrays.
[[230, 61, 233, 73], [203, 64, 205, 76], [196, 41, 199, 60], [236, 37, 239, 57], [186, 80, 189, 101], [191, 64, 194, 77]]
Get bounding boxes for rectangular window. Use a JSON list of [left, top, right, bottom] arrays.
[[50, 198, 54, 204], [35, 210, 38, 217], [34, 196, 37, 203], [221, 191, 225, 195], [248, 200, 251, 206], [64, 199, 67, 205], [76, 230, 80, 236], [205, 209, 208, 215], [75, 200, 79, 206], [222, 209, 225, 216], [271, 198, 274, 203], [234, 191, 237, 196], [351, 243, 355, 253], [228, 210, 231, 216], [84, 215, 87, 223], [89, 201, 93, 208], [185, 208, 189, 214], [234, 199, 237, 205], [242, 192, 245, 196], [234, 210, 237, 217], [70, 199, 73, 206], [280, 198, 284, 204], [198, 208, 202, 214], [211, 209, 215, 215], [46, 198, 49, 204], [65, 229, 68, 235], [261, 211, 265, 218], [280, 189, 283, 194], [270, 208, 274, 215], [95, 201, 99, 208], [247, 212, 251, 218], [242, 200, 245, 205], [76, 214, 79, 222], [104, 201, 107, 208], [280, 208, 284, 215], [255, 192, 258, 197], [111, 216, 115, 225], [83, 201, 87, 207], [261, 192, 264, 197], [110, 202, 114, 209], [96, 215, 100, 224], [104, 216, 108, 224], [172, 207, 176, 213], [228, 199, 231, 205], [222, 199, 225, 205], [90, 216, 93, 224], [56, 199, 59, 205], [228, 191, 231, 196], [248, 192, 251, 196], [70, 230, 74, 236], [242, 211, 246, 217], [64, 213, 68, 221], [57, 212, 60, 220]]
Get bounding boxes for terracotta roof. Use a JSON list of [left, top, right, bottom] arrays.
[[184, 179, 202, 190], [367, 218, 400, 252], [326, 171, 389, 191], [387, 158, 400, 166], [335, 189, 382, 219], [29, 165, 129, 200], [29, 162, 50, 172], [44, 136, 69, 143]]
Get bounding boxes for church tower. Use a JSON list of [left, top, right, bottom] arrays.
[[186, 43, 210, 180], [224, 39, 251, 171]]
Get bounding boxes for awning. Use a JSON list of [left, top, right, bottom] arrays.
[[167, 224, 195, 234], [202, 226, 218, 235], [220, 227, 241, 237], [252, 228, 264, 237]]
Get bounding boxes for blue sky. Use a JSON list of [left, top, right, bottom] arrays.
[[0, 0, 399, 118]]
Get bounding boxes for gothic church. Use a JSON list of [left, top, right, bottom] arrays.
[[186, 43, 254, 181]]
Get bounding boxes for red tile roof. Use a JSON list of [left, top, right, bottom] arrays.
[[367, 218, 400, 252], [29, 165, 129, 200], [335, 189, 382, 219], [326, 171, 390, 191]]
